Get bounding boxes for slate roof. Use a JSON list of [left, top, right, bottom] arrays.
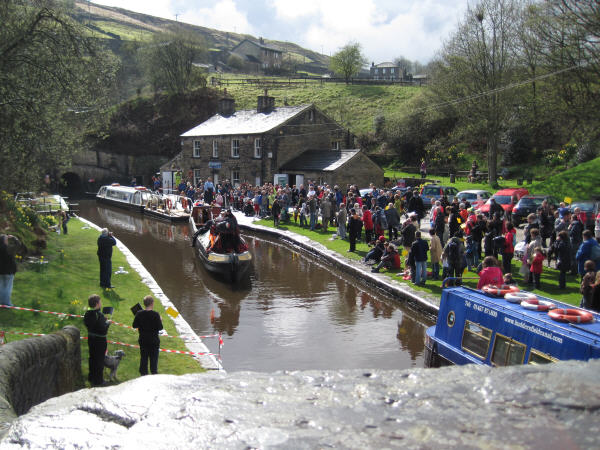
[[280, 150, 361, 172], [374, 62, 398, 68], [181, 105, 311, 137]]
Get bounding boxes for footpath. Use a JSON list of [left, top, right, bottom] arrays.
[[234, 212, 441, 316]]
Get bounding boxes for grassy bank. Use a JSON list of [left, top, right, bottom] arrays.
[[218, 74, 420, 135], [255, 218, 583, 307], [1, 218, 204, 387]]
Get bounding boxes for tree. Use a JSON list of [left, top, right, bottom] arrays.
[[431, 0, 522, 186], [0, 0, 117, 191], [143, 29, 206, 94], [329, 42, 367, 83], [393, 56, 413, 76]]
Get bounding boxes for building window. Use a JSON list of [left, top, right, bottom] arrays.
[[308, 110, 314, 122], [391, 68, 395, 73], [254, 138, 262, 158], [232, 170, 240, 187], [212, 140, 218, 158], [331, 141, 340, 150], [193, 141, 201, 158], [194, 169, 202, 187], [231, 139, 240, 158]]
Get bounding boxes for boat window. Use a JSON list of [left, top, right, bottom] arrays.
[[461, 320, 492, 360], [491, 334, 526, 366], [528, 349, 557, 365], [447, 311, 456, 327]]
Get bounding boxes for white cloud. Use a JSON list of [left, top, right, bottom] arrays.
[[180, 0, 255, 35], [271, 0, 468, 63]]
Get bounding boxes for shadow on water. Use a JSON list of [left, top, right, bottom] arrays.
[[78, 200, 434, 372]]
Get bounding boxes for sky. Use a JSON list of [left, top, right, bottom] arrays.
[[90, 0, 471, 64]]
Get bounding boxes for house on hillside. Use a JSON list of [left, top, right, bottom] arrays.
[[369, 62, 402, 81], [160, 91, 383, 191], [230, 38, 282, 72]]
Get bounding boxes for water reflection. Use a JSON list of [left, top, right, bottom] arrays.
[[79, 200, 433, 371]]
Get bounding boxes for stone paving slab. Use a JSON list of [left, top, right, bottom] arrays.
[[3, 360, 599, 448]]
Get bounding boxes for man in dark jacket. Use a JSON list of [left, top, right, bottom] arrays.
[[411, 231, 429, 286], [132, 295, 163, 375], [348, 209, 362, 253], [553, 230, 571, 288], [385, 202, 401, 240], [488, 198, 504, 219], [401, 215, 417, 249], [84, 294, 110, 386], [97, 228, 117, 289]]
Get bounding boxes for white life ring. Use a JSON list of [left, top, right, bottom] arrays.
[[521, 298, 556, 311], [504, 291, 537, 303]]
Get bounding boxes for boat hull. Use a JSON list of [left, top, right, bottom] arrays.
[[96, 196, 144, 213], [189, 215, 252, 282], [143, 207, 190, 223], [426, 286, 600, 368]]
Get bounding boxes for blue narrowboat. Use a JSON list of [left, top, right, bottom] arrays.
[[425, 286, 600, 367]]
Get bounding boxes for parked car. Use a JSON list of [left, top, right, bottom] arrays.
[[477, 188, 529, 217], [570, 201, 600, 231], [511, 195, 560, 225], [456, 190, 492, 209], [420, 185, 459, 208]]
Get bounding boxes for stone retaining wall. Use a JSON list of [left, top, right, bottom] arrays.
[[0, 326, 81, 437]]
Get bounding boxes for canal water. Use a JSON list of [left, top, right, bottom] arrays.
[[78, 200, 433, 372]]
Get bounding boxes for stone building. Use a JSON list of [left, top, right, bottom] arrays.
[[230, 38, 282, 72], [160, 92, 383, 191], [369, 62, 402, 81]]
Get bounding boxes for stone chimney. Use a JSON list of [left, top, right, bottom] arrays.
[[218, 89, 235, 116], [257, 89, 275, 114]]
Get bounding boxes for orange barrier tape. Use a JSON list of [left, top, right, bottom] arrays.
[[0, 305, 222, 344]]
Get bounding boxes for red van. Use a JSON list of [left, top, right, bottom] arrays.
[[476, 188, 529, 217]]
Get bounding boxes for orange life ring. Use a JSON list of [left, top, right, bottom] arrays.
[[166, 198, 172, 209], [482, 284, 520, 296], [548, 308, 594, 323], [181, 197, 187, 209], [521, 298, 556, 311]]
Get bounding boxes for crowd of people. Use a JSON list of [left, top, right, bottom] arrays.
[[153, 172, 600, 310]]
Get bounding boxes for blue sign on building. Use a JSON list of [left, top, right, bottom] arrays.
[[208, 161, 222, 169]]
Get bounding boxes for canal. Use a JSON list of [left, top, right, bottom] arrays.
[[78, 200, 433, 372]]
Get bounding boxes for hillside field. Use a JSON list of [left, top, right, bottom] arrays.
[[214, 75, 421, 135]]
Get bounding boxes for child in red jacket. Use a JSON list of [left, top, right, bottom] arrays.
[[530, 247, 545, 289]]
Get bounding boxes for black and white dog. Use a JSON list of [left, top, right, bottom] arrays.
[[104, 350, 125, 381]]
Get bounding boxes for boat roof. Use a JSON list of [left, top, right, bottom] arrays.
[[100, 185, 147, 194], [443, 287, 600, 345]]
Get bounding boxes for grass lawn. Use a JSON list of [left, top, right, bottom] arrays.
[[1, 218, 204, 387], [256, 217, 583, 307], [383, 169, 521, 193]]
